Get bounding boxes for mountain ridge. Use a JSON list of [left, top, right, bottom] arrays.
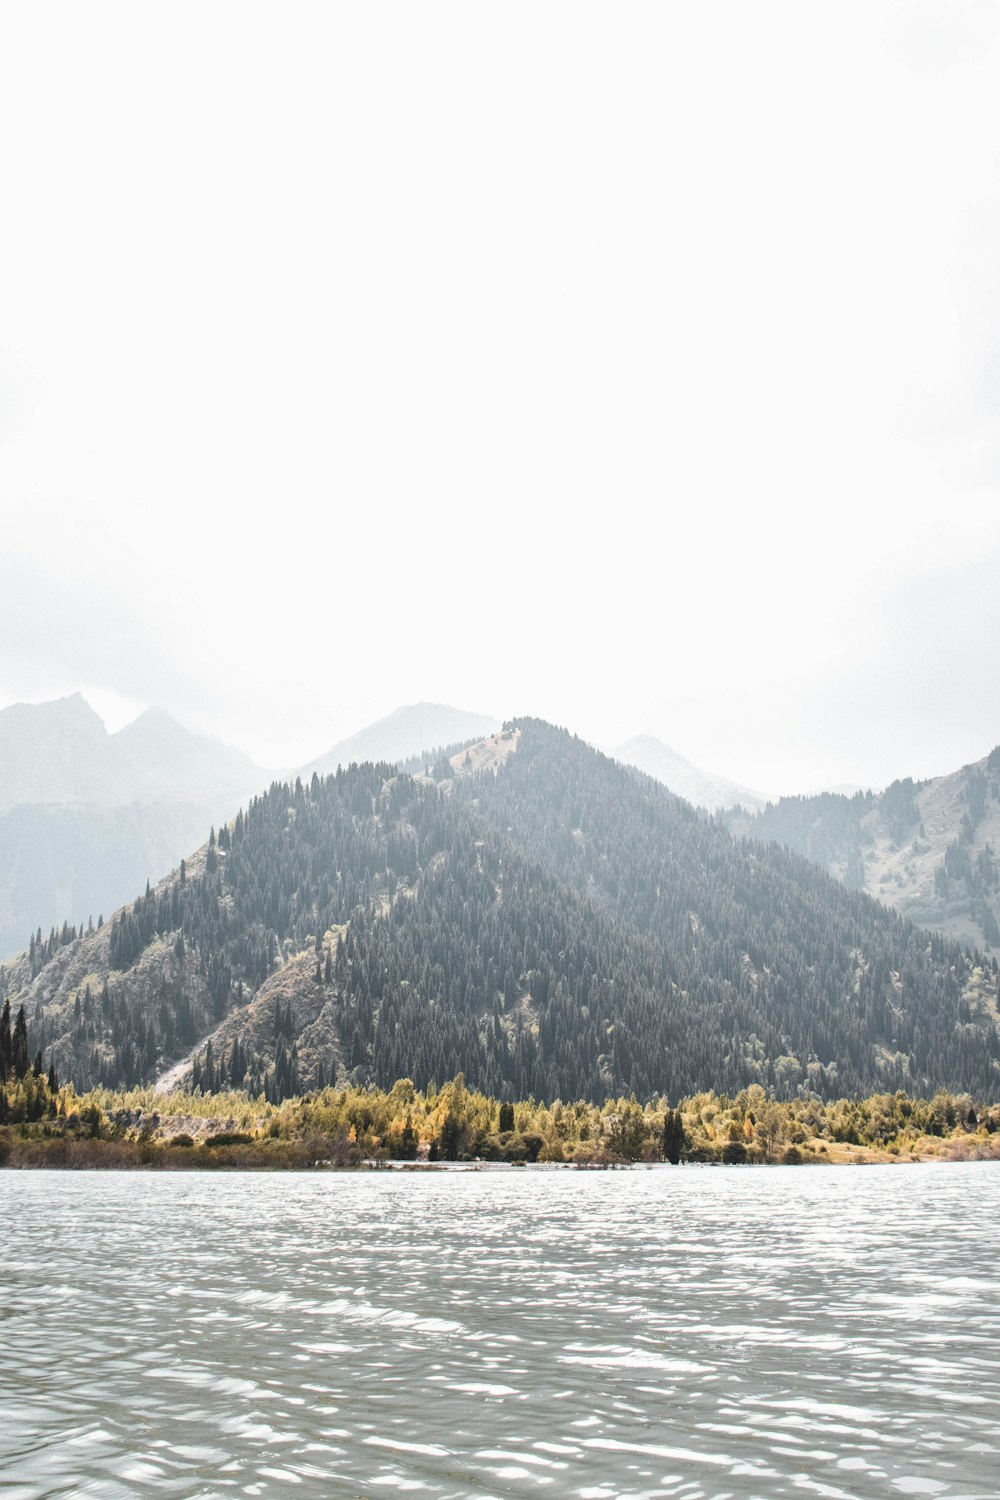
[[0, 694, 265, 808], [614, 733, 771, 812], [724, 747, 1000, 952], [300, 702, 501, 779], [0, 696, 499, 960], [5, 719, 997, 1105], [0, 695, 269, 960]]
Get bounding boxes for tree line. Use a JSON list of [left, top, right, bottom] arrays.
[[3, 1071, 998, 1169]]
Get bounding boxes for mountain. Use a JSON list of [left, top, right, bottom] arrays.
[[5, 720, 997, 1105], [0, 694, 143, 807], [0, 694, 264, 808], [301, 702, 500, 779], [113, 707, 261, 802], [0, 695, 498, 961], [0, 696, 265, 959], [614, 734, 770, 812], [724, 748, 1000, 952]]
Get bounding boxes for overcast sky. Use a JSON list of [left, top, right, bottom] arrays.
[[2, 1, 999, 795]]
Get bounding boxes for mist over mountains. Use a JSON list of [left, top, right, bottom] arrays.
[[613, 735, 770, 813], [0, 693, 261, 809], [4, 691, 1000, 972], [0, 696, 264, 959], [300, 703, 501, 780], [0, 697, 501, 959], [5, 719, 997, 1106]]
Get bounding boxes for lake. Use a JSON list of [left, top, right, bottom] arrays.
[[1, 1164, 998, 1498]]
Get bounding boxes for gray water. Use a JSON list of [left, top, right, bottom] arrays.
[[1, 1165, 998, 1500]]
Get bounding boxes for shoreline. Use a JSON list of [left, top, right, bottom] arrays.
[[3, 1144, 997, 1172]]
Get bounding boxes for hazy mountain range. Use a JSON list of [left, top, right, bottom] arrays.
[[0, 696, 265, 960], [6, 720, 996, 1105], [0, 697, 500, 959], [724, 751, 1000, 952], [300, 703, 500, 779], [3, 692, 1000, 968], [613, 735, 770, 812], [0, 693, 259, 808]]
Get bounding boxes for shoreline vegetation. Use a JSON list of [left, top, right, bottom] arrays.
[[3, 1071, 1000, 1170]]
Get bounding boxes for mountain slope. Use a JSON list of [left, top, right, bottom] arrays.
[[0, 696, 266, 959], [301, 702, 500, 779], [5, 720, 997, 1104], [0, 694, 145, 807], [614, 734, 770, 812], [113, 708, 261, 802], [0, 801, 245, 958], [725, 750, 1000, 952]]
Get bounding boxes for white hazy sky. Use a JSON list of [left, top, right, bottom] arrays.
[[2, 1, 999, 795]]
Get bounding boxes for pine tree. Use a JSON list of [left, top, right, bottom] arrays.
[[661, 1107, 687, 1164], [0, 998, 11, 1082], [12, 1006, 29, 1080]]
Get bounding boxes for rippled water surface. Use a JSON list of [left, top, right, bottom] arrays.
[[2, 1164, 999, 1499]]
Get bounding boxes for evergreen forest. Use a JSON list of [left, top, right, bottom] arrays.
[[3, 720, 998, 1106]]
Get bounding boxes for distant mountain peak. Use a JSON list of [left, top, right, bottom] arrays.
[[8, 715, 997, 1103], [0, 692, 263, 811], [0, 694, 119, 808], [0, 693, 270, 957], [302, 702, 502, 779], [613, 734, 770, 813], [3, 691, 105, 727], [115, 706, 216, 748], [123, 705, 175, 728], [113, 706, 262, 798]]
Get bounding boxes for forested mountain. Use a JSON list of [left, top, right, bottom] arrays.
[[3, 721, 998, 1106], [0, 695, 499, 961], [724, 750, 1000, 952], [0, 695, 265, 958], [300, 702, 500, 779], [614, 734, 770, 812]]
